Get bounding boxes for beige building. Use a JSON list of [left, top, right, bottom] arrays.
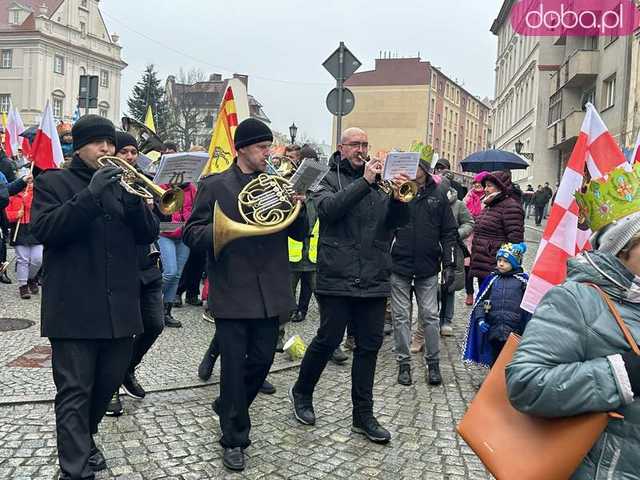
[[491, 0, 564, 187], [336, 56, 490, 171], [0, 0, 126, 126]]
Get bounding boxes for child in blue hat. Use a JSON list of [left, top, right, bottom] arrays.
[[462, 242, 531, 367]]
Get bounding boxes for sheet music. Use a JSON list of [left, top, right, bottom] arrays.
[[152, 152, 209, 185], [288, 158, 330, 193], [382, 152, 420, 181]]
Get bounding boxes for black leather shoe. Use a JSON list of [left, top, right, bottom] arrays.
[[122, 372, 145, 400], [164, 303, 182, 328], [330, 346, 348, 365], [104, 391, 123, 417], [259, 379, 276, 395], [198, 342, 218, 381], [0, 265, 11, 284], [289, 385, 315, 425], [223, 447, 245, 471], [88, 446, 107, 472], [427, 363, 442, 386], [397, 364, 412, 386], [173, 295, 183, 308], [352, 415, 391, 444]]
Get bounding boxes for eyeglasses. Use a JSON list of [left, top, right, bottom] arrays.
[[343, 142, 370, 150]]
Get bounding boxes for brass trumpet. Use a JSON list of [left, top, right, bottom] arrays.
[[361, 154, 418, 203], [97, 156, 184, 215]]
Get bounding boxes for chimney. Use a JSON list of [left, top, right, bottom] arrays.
[[209, 73, 222, 82], [233, 74, 248, 89]]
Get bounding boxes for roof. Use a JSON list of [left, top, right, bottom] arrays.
[[490, 0, 515, 34], [345, 57, 430, 87], [0, 0, 63, 29]]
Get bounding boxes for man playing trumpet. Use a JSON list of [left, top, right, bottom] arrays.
[[31, 115, 159, 480], [289, 127, 409, 443]]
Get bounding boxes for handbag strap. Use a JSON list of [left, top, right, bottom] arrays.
[[587, 283, 640, 355]]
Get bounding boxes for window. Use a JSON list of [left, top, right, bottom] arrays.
[[585, 36, 598, 50], [0, 94, 10, 113], [80, 21, 86, 35], [603, 75, 616, 108], [100, 69, 109, 88], [54, 55, 64, 74], [11, 10, 19, 24], [582, 87, 596, 110], [81, 0, 88, 6], [99, 108, 108, 118], [52, 97, 64, 119], [1, 50, 12, 69]]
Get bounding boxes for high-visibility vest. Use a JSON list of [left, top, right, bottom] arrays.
[[289, 220, 319, 263]]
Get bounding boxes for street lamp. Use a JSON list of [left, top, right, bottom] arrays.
[[289, 122, 298, 145], [515, 139, 534, 161]]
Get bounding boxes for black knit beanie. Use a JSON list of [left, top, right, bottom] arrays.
[[234, 118, 273, 150], [115, 131, 138, 152], [72, 115, 116, 151]]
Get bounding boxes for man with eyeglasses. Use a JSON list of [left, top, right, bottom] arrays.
[[289, 127, 410, 443]]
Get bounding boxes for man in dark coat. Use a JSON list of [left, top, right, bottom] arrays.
[[289, 127, 409, 444], [183, 118, 307, 471], [105, 132, 165, 417], [30, 115, 159, 480], [390, 158, 459, 387], [532, 184, 548, 226], [434, 157, 467, 200]]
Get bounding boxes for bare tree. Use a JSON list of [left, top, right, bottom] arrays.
[[166, 68, 208, 150]]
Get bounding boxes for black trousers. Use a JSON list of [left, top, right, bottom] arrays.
[[177, 250, 206, 298], [50, 337, 133, 480], [294, 295, 385, 417], [129, 278, 165, 371], [534, 205, 545, 225], [216, 317, 279, 449], [291, 270, 316, 317], [464, 266, 474, 295]]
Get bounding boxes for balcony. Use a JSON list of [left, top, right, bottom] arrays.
[[548, 110, 585, 150], [551, 49, 600, 93]]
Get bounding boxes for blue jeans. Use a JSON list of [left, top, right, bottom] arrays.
[[158, 236, 190, 304]]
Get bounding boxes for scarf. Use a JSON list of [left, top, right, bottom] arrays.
[[465, 188, 485, 218]]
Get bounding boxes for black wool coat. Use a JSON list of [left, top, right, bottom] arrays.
[[311, 152, 409, 298], [31, 156, 160, 339], [183, 161, 307, 319]]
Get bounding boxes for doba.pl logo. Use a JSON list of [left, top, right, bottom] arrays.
[[510, 0, 640, 36]]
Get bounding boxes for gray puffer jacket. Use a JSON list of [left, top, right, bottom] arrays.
[[506, 250, 640, 479]]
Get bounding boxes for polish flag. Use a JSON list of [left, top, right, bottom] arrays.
[[521, 103, 627, 313], [3, 106, 31, 158], [630, 129, 640, 165], [30, 101, 64, 170]]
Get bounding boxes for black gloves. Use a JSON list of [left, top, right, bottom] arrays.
[[88, 166, 121, 199], [622, 351, 640, 397], [443, 266, 456, 289]]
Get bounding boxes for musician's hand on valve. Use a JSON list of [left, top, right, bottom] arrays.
[[363, 158, 382, 185], [88, 166, 122, 199], [391, 173, 411, 200], [291, 192, 306, 204]]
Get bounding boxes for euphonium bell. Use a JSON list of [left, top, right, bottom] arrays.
[[96, 156, 184, 215]]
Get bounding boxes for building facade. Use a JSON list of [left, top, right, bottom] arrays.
[[0, 0, 126, 126], [337, 56, 490, 172], [165, 73, 270, 149]]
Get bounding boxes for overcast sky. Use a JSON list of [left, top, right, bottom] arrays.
[[103, 0, 499, 145]]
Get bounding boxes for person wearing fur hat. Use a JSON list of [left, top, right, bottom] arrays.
[[183, 118, 308, 471], [104, 131, 165, 417], [462, 242, 530, 367], [506, 165, 640, 478], [31, 115, 159, 480]]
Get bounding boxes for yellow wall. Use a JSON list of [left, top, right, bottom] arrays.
[[332, 85, 428, 153]]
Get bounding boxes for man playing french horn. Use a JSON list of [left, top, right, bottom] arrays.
[[31, 115, 159, 480], [183, 118, 307, 472]]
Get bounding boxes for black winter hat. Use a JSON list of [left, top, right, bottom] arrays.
[[115, 131, 138, 152], [234, 118, 273, 150], [435, 157, 451, 170], [72, 115, 116, 151]]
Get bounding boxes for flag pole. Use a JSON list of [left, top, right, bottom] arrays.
[[12, 161, 34, 243]]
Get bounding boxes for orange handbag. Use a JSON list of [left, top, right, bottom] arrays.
[[457, 284, 639, 480]]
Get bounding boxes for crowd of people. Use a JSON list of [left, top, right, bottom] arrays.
[[0, 114, 638, 479]]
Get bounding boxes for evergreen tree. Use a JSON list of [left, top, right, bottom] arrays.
[[127, 64, 170, 139]]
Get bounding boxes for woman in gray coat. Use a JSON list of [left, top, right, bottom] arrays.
[[506, 206, 640, 478]]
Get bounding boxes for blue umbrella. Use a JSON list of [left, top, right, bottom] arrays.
[[460, 149, 529, 173]]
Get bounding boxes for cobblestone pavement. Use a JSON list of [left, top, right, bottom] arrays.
[[0, 228, 543, 479]]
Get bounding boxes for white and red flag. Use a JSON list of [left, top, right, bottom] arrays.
[[3, 105, 31, 158], [521, 103, 627, 313], [30, 101, 64, 170]]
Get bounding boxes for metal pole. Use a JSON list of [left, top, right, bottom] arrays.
[[336, 42, 345, 145]]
